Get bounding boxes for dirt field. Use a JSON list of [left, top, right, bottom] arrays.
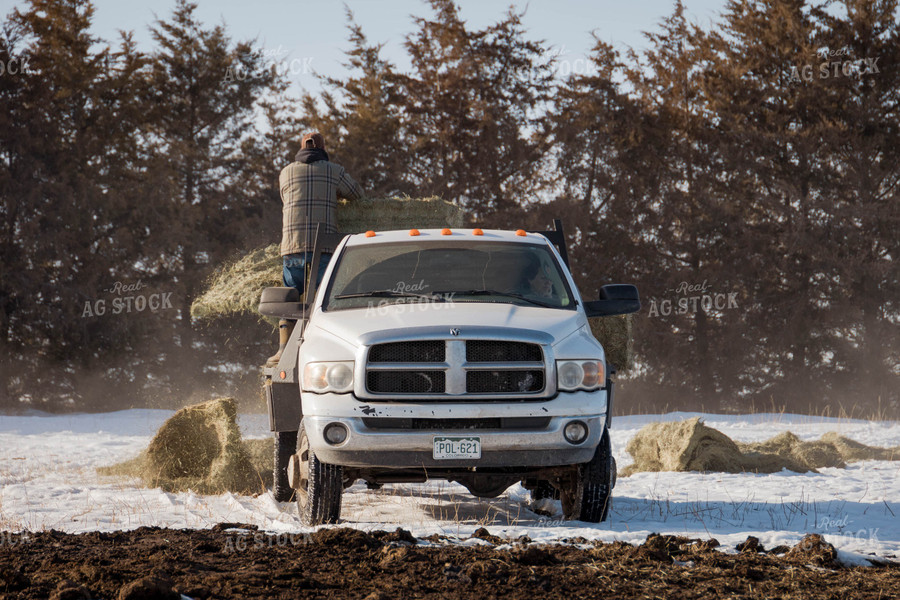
[[1, 526, 897, 599]]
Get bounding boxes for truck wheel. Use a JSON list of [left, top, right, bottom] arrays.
[[295, 421, 343, 525], [576, 429, 614, 523], [272, 430, 297, 502]]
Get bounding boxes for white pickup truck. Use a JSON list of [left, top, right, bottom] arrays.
[[259, 221, 639, 525]]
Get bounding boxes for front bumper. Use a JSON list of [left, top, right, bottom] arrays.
[[301, 390, 607, 468]]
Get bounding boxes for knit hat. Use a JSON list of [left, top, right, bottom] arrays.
[[301, 132, 325, 150]]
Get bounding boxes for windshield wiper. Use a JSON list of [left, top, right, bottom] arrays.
[[432, 289, 555, 308], [334, 290, 448, 302]]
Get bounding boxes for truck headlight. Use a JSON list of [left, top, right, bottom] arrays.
[[556, 360, 605, 391], [303, 361, 354, 393]]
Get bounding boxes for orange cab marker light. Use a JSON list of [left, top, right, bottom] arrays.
[[441, 228, 452, 235], [365, 230, 376, 238], [472, 228, 484, 236], [409, 229, 420, 236], [515, 229, 527, 236], [279, 371, 286, 380]]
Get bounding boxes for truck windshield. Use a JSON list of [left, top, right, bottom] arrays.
[[324, 240, 575, 311]]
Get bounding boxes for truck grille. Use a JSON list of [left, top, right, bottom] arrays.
[[367, 370, 446, 394], [369, 341, 445, 363], [466, 340, 542, 362], [364, 339, 545, 399], [467, 370, 544, 393]]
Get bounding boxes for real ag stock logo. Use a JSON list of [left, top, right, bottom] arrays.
[[81, 280, 174, 318], [815, 514, 880, 545], [223, 46, 314, 82], [647, 280, 738, 318], [790, 47, 880, 82], [222, 531, 313, 554]]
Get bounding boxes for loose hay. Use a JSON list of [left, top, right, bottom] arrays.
[[191, 244, 282, 320], [621, 417, 900, 477], [589, 314, 634, 372], [99, 398, 273, 495], [191, 196, 465, 320], [818, 431, 900, 461], [738, 432, 846, 470]]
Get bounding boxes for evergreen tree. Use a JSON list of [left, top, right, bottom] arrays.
[[298, 11, 410, 198], [0, 0, 150, 409], [540, 38, 648, 323], [399, 0, 553, 218], [702, 0, 848, 408], [619, 2, 742, 407], [144, 0, 281, 398], [815, 0, 900, 409]]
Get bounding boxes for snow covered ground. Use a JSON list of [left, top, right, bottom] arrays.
[[1, 409, 898, 563]]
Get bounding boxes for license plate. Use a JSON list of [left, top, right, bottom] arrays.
[[433, 436, 481, 460]]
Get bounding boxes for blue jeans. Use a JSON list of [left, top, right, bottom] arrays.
[[283, 252, 332, 296]]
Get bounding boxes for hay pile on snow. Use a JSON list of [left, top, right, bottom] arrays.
[[191, 196, 465, 320], [738, 431, 846, 470], [618, 418, 794, 476], [589, 314, 634, 372], [621, 417, 900, 476], [99, 398, 273, 495], [817, 431, 900, 461]]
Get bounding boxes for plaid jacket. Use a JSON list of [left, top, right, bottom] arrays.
[[279, 160, 365, 255]]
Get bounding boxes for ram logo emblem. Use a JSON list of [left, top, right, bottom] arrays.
[[450, 328, 460, 336]]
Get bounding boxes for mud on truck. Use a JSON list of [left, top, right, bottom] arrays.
[[259, 221, 640, 525]]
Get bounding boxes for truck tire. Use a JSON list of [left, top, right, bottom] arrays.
[[272, 430, 297, 502], [577, 429, 614, 523], [296, 421, 343, 525]]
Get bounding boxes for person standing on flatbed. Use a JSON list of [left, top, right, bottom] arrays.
[[280, 131, 365, 295], [269, 132, 365, 366]]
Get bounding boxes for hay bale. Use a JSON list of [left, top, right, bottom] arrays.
[[99, 398, 270, 495], [190, 196, 465, 320], [738, 450, 816, 474], [337, 195, 465, 232], [739, 431, 900, 467], [621, 418, 747, 476], [621, 419, 900, 477], [589, 314, 633, 372], [620, 418, 812, 476]]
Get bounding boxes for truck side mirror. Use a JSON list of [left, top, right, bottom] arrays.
[[584, 284, 640, 317], [258, 287, 308, 319]]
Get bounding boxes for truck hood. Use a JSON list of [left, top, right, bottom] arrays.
[[311, 302, 587, 347]]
